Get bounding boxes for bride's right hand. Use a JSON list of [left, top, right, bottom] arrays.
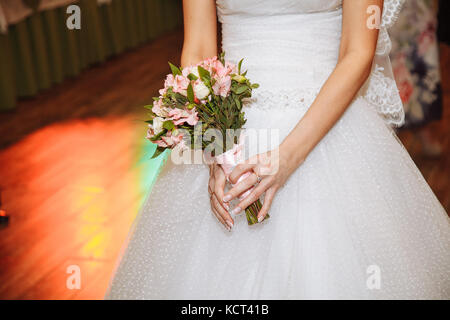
[[208, 163, 234, 231]]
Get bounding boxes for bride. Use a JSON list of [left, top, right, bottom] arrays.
[[106, 0, 450, 299]]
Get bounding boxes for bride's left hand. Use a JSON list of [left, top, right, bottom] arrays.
[[223, 146, 300, 222]]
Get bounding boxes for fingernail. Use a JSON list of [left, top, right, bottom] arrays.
[[226, 221, 233, 229], [223, 195, 232, 202], [232, 207, 242, 215], [224, 203, 230, 210], [258, 215, 264, 223]]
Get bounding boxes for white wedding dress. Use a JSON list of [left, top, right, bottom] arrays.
[[106, 0, 450, 299]]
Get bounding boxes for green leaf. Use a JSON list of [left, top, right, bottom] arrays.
[[234, 97, 242, 110], [144, 104, 153, 110], [251, 83, 260, 89], [150, 129, 167, 141], [187, 73, 198, 81], [187, 82, 195, 103], [219, 52, 226, 65], [151, 146, 166, 159], [198, 66, 211, 82], [163, 120, 175, 131], [174, 92, 188, 105], [238, 58, 244, 74], [235, 85, 248, 95], [168, 62, 182, 76], [144, 105, 156, 117]]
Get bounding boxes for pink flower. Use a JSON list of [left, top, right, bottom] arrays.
[[164, 73, 189, 96], [152, 99, 169, 117], [168, 108, 199, 126], [172, 75, 190, 95], [212, 75, 231, 97], [164, 74, 175, 88], [213, 60, 236, 78], [150, 130, 184, 148], [146, 125, 155, 140], [202, 56, 218, 69], [160, 131, 184, 148]]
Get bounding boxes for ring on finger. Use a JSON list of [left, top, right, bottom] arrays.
[[254, 170, 262, 183]]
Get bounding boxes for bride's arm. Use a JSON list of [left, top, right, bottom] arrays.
[[225, 0, 383, 220], [181, 0, 234, 230], [181, 0, 218, 67], [280, 0, 382, 171]]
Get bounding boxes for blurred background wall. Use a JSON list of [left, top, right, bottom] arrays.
[[0, 0, 182, 111]]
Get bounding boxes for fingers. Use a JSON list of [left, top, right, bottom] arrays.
[[233, 178, 271, 215], [229, 162, 255, 184], [209, 164, 214, 176], [223, 172, 257, 203], [210, 205, 227, 229], [257, 187, 276, 222], [208, 171, 215, 195], [211, 193, 234, 230], [214, 166, 229, 211]]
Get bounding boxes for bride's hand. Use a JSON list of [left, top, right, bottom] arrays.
[[208, 163, 234, 230], [223, 146, 301, 222]]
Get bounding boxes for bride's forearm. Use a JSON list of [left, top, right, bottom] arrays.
[[280, 52, 374, 170], [181, 0, 218, 68], [181, 47, 217, 68]]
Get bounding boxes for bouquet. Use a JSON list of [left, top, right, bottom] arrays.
[[145, 53, 268, 225]]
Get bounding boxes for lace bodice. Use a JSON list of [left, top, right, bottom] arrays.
[[216, 0, 405, 127]]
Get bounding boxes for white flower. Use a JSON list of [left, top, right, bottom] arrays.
[[192, 67, 200, 78], [182, 66, 200, 79], [193, 81, 210, 100], [152, 117, 164, 135]]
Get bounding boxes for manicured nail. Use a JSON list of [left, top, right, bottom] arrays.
[[223, 194, 232, 202], [224, 203, 230, 210], [258, 215, 264, 223], [231, 207, 242, 215], [226, 221, 233, 229]]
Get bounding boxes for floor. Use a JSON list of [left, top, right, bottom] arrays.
[[0, 29, 448, 299]]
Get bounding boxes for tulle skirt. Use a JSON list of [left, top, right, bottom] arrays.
[[106, 96, 450, 299]]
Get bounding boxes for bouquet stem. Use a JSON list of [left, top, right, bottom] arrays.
[[244, 199, 269, 225]]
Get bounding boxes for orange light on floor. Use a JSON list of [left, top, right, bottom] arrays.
[[0, 116, 165, 299]]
